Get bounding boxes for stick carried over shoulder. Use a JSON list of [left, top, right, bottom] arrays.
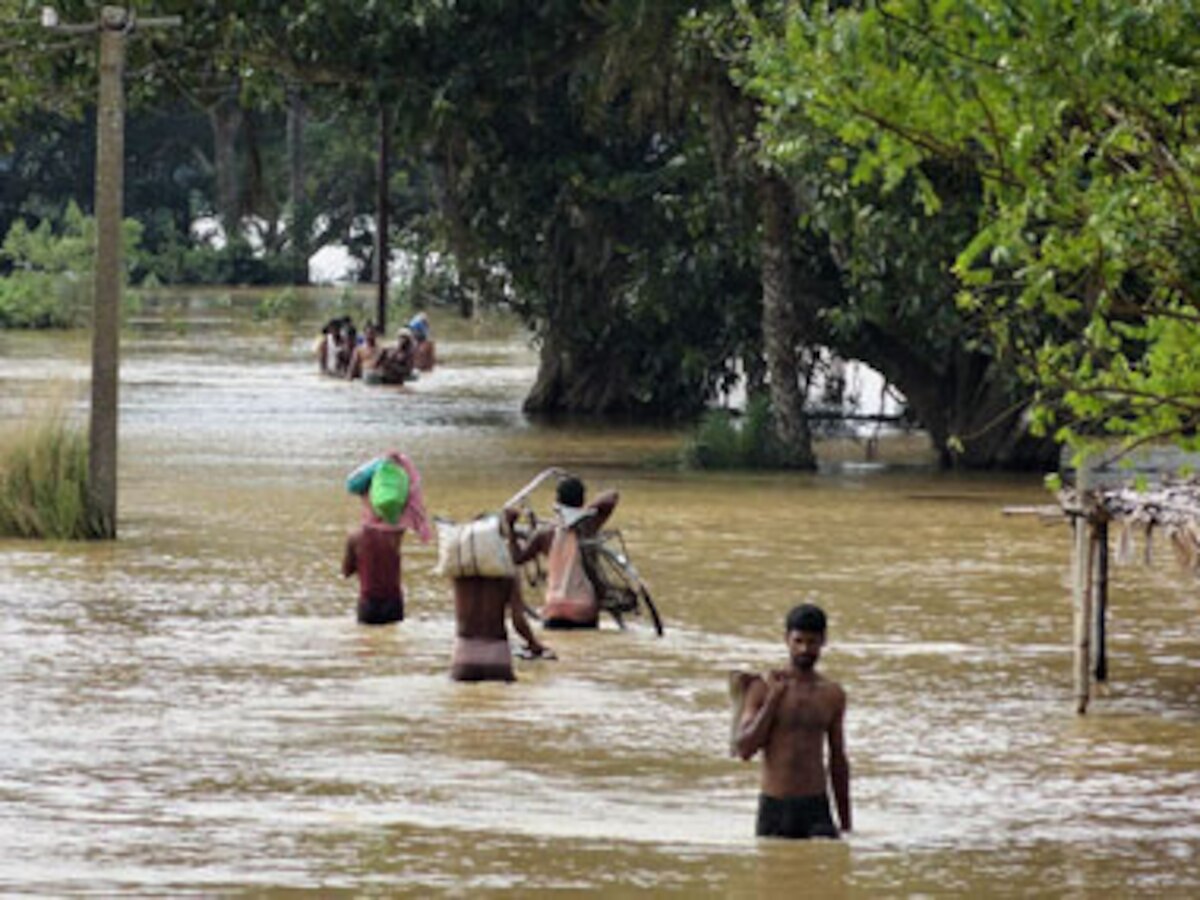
[[504, 467, 565, 511]]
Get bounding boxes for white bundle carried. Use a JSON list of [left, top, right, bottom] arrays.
[[433, 514, 516, 578]]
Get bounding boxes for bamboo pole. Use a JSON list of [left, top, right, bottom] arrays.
[[1073, 515, 1096, 714]]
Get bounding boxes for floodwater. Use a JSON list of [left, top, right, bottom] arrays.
[[1, 304, 1198, 896]]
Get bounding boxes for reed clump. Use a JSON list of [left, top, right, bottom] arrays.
[[0, 408, 101, 539]]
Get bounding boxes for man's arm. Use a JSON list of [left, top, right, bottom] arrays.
[[827, 687, 852, 832], [341, 530, 358, 578], [733, 671, 786, 761], [503, 506, 551, 566], [507, 579, 548, 656], [585, 490, 619, 533]]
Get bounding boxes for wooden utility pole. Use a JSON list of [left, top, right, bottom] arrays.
[[375, 104, 391, 333], [1093, 519, 1109, 684], [48, 6, 180, 538], [1071, 512, 1094, 714], [1071, 457, 1098, 714], [88, 6, 127, 538], [286, 83, 309, 286]]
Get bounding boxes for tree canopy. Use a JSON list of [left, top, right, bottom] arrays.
[[747, 0, 1200, 458], [4, 0, 1196, 467]]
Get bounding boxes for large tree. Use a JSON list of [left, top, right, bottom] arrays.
[[749, 0, 1200, 458]]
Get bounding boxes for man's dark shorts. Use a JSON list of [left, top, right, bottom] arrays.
[[756, 793, 840, 839], [358, 595, 404, 625], [542, 617, 599, 630]]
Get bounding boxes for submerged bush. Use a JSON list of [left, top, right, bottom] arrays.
[[0, 272, 86, 328], [0, 411, 102, 539], [0, 202, 143, 329], [253, 286, 309, 324], [682, 394, 794, 470]]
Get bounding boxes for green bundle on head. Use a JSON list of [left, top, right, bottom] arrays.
[[369, 459, 410, 524]]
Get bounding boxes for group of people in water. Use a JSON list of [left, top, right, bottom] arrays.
[[340, 454, 852, 841], [316, 312, 436, 384]]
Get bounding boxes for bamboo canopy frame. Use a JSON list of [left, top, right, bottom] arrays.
[[1006, 478, 1200, 713]]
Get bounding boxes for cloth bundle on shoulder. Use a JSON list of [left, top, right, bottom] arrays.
[[346, 457, 385, 495], [368, 460, 409, 525], [346, 457, 410, 524], [433, 514, 515, 578]]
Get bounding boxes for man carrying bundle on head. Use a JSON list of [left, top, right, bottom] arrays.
[[408, 312, 436, 372], [507, 474, 619, 630], [433, 503, 553, 682], [342, 452, 432, 625]]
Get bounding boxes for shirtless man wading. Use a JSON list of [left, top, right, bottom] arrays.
[[449, 505, 552, 682], [733, 603, 852, 839], [508, 475, 618, 629]]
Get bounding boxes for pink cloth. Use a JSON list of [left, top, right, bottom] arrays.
[[386, 451, 432, 543], [355, 451, 433, 543]]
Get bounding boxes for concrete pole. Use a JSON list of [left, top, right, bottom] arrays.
[[88, 5, 128, 539]]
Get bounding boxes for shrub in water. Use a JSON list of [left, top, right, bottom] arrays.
[[253, 286, 309, 324], [0, 411, 102, 539], [682, 394, 792, 470], [0, 272, 82, 328], [0, 202, 143, 329]]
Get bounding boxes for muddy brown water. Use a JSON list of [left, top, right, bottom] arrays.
[[1, 309, 1198, 896]]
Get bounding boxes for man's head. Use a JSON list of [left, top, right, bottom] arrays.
[[784, 603, 827, 672], [555, 475, 585, 509], [409, 312, 430, 341]]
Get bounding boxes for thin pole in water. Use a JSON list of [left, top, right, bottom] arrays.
[[46, 5, 180, 538]]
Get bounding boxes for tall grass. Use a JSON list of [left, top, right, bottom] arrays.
[[682, 394, 793, 470], [253, 286, 310, 325], [0, 405, 102, 540]]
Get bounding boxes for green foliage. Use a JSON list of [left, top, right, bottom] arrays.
[[0, 273, 79, 328], [749, 0, 1200, 456], [0, 0, 1073, 467], [0, 407, 101, 540], [0, 1, 93, 141], [0, 202, 143, 328], [328, 284, 374, 324], [253, 286, 308, 324], [5, 2, 762, 414], [683, 394, 794, 469]]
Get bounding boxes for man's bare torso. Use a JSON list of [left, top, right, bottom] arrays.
[[757, 673, 844, 797], [453, 576, 517, 640]]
